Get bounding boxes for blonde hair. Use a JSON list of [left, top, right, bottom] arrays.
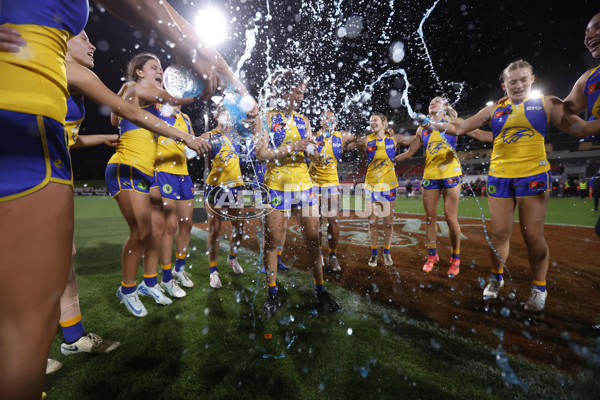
[[501, 59, 533, 82], [431, 97, 458, 119]]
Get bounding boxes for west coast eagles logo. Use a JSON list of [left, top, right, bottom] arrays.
[[501, 127, 534, 144], [427, 141, 447, 155]]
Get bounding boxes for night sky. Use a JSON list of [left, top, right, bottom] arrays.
[[73, 0, 596, 180]]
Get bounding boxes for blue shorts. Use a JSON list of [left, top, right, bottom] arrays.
[[156, 171, 194, 201], [422, 175, 462, 190], [204, 184, 245, 208], [105, 163, 155, 197], [265, 187, 317, 211], [313, 185, 341, 197], [487, 171, 550, 198], [0, 110, 71, 201], [364, 188, 397, 202]]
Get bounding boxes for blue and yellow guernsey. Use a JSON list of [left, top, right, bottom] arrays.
[[0, 0, 89, 123], [263, 110, 313, 191], [585, 65, 600, 121], [109, 103, 161, 177], [155, 106, 192, 175], [206, 129, 244, 187], [364, 132, 398, 191], [65, 92, 85, 148], [421, 121, 462, 180], [309, 130, 342, 186], [490, 96, 550, 178]]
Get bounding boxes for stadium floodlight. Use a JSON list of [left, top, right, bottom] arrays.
[[389, 121, 394, 125], [530, 89, 542, 98], [195, 8, 227, 47], [486, 101, 493, 106]]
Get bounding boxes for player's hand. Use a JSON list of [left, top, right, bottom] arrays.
[[0, 25, 26, 53], [104, 134, 120, 147], [186, 136, 211, 154]]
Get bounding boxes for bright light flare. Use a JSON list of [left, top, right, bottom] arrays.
[[195, 8, 227, 47], [530, 89, 542, 98]]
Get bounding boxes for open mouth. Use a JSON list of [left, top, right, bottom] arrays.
[[588, 38, 600, 51]]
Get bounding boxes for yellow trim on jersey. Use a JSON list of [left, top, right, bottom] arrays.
[[364, 133, 398, 191], [263, 111, 313, 192], [423, 129, 462, 180], [309, 131, 341, 186], [155, 111, 191, 175], [490, 97, 550, 178], [0, 24, 71, 123]]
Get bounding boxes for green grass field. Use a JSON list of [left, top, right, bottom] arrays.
[[45, 196, 599, 399]]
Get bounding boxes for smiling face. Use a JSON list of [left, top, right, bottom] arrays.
[[501, 66, 535, 103], [136, 58, 163, 88], [66, 31, 96, 68], [428, 97, 446, 117], [281, 83, 306, 111], [585, 13, 600, 58], [369, 114, 387, 133], [320, 110, 337, 131]]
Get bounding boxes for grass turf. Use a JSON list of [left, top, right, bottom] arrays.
[[44, 197, 599, 399]]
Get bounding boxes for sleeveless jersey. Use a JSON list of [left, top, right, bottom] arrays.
[[421, 121, 462, 180], [364, 133, 398, 191], [585, 65, 600, 121], [263, 111, 313, 191], [0, 0, 89, 122], [205, 130, 244, 187], [155, 106, 192, 175], [65, 93, 85, 148], [109, 103, 161, 176], [490, 97, 550, 178], [309, 130, 343, 186]]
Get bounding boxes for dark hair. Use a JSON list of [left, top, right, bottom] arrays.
[[270, 68, 309, 97], [126, 52, 160, 82]]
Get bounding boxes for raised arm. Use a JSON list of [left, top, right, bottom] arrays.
[[546, 95, 600, 138], [133, 80, 197, 107], [96, 0, 222, 99], [393, 132, 414, 147], [66, 61, 209, 153], [394, 130, 422, 163], [426, 106, 493, 135]]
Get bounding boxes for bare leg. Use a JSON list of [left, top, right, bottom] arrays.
[[487, 196, 516, 273], [159, 198, 178, 266], [326, 193, 340, 252], [174, 199, 194, 262], [264, 209, 285, 284], [206, 205, 223, 265], [142, 187, 165, 278], [0, 183, 73, 399], [366, 200, 379, 249], [295, 204, 323, 284], [114, 191, 152, 285], [422, 189, 441, 250], [517, 193, 550, 282], [442, 185, 462, 253], [59, 244, 81, 324]]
